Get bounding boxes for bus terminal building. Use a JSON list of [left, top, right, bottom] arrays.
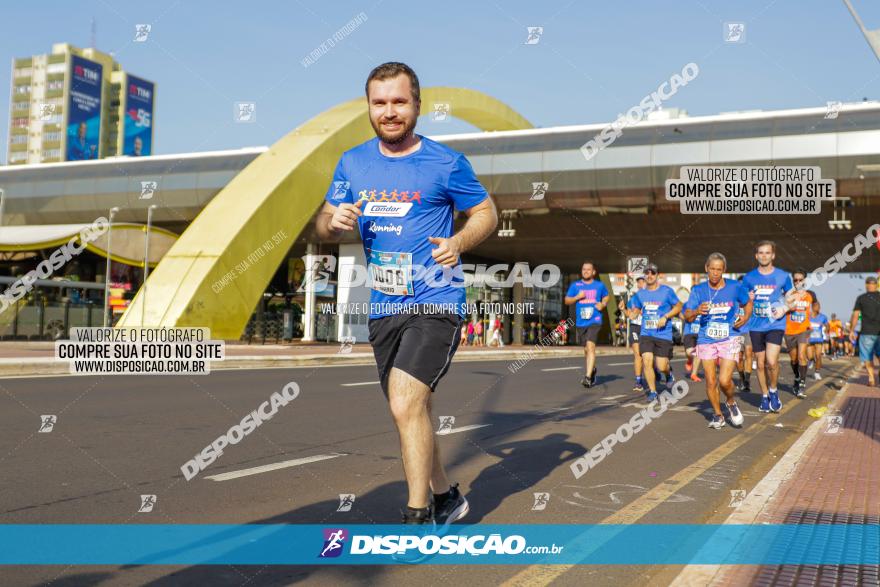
[[0, 91, 877, 343]]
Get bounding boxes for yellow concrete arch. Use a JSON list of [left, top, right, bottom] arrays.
[[117, 87, 532, 338]]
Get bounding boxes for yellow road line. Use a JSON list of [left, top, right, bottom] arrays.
[[501, 371, 843, 587]]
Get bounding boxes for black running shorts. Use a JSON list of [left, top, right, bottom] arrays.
[[639, 335, 674, 359], [750, 329, 784, 353], [368, 311, 462, 395], [628, 323, 641, 346], [576, 324, 601, 346], [683, 334, 698, 350]]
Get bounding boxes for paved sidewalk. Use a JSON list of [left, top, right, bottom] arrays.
[[675, 366, 880, 587]]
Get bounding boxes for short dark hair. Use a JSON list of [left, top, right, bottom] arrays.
[[582, 261, 596, 271], [754, 240, 776, 253], [793, 268, 808, 279], [365, 62, 420, 104], [705, 252, 727, 269]]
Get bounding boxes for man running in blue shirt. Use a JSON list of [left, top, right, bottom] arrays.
[[685, 253, 752, 429], [742, 240, 792, 413], [565, 261, 609, 388], [316, 62, 497, 531], [628, 263, 682, 401], [619, 276, 646, 391], [809, 308, 829, 380], [683, 315, 702, 383], [733, 275, 754, 393]]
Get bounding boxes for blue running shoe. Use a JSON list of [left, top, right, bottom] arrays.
[[646, 391, 658, 402], [759, 396, 771, 413], [768, 391, 782, 412]]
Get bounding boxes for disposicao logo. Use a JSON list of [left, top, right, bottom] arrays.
[[319, 528, 348, 558]]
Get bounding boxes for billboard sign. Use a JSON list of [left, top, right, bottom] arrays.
[[66, 55, 103, 161], [122, 74, 154, 156]]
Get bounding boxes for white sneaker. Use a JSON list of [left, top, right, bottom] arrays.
[[752, 360, 757, 370], [708, 415, 726, 429], [814, 372, 822, 380], [726, 402, 744, 427]]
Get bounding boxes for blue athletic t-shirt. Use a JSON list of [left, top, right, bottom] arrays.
[[324, 135, 488, 318], [733, 278, 751, 335], [684, 280, 751, 345], [684, 318, 700, 336], [566, 280, 609, 327], [627, 295, 642, 326], [631, 285, 680, 341], [742, 268, 792, 332], [810, 313, 829, 343]]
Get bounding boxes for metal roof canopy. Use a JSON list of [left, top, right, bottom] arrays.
[[0, 223, 179, 267]]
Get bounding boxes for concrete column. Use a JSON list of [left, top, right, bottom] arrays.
[[302, 243, 317, 342], [512, 281, 524, 346]]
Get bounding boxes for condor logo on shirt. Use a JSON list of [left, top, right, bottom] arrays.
[[363, 202, 413, 217]]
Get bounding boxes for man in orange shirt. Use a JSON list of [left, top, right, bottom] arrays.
[[784, 269, 817, 398], [828, 315, 844, 358]]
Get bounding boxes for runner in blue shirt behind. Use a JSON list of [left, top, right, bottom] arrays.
[[684, 253, 752, 429], [733, 275, 755, 393], [741, 240, 792, 414], [618, 276, 647, 391], [809, 308, 829, 381], [628, 263, 682, 402], [565, 261, 609, 389], [316, 62, 497, 537], [683, 314, 702, 383]]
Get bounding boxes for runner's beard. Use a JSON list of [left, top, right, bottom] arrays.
[[371, 116, 417, 145]]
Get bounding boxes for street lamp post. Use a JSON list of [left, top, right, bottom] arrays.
[[0, 188, 6, 227], [103, 207, 120, 328], [141, 205, 157, 325]]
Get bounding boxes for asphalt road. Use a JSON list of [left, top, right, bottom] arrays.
[[0, 351, 855, 586]]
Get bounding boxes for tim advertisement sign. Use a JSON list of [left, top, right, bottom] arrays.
[[66, 55, 103, 161], [123, 75, 154, 156]]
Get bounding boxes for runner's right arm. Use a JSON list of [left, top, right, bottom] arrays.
[[315, 200, 364, 241], [564, 283, 585, 305]]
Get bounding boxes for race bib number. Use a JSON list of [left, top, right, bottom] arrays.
[[369, 250, 413, 296], [706, 322, 730, 340], [579, 306, 594, 320], [643, 319, 660, 330], [754, 301, 770, 318], [790, 311, 806, 323]]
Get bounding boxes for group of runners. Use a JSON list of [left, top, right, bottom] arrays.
[[316, 61, 877, 544], [568, 243, 875, 430]]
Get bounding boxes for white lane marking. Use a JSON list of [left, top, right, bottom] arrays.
[[205, 453, 347, 481], [436, 424, 492, 435], [341, 381, 380, 387], [538, 407, 571, 415], [540, 366, 582, 372], [603, 394, 626, 401]]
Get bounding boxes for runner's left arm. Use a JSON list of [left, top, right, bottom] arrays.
[[735, 285, 753, 328], [595, 282, 609, 311], [849, 299, 861, 342], [430, 154, 499, 267]]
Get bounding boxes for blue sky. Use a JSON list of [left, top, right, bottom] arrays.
[[3, 0, 880, 161]]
